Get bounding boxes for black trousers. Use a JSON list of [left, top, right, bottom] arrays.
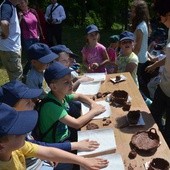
[[46, 23, 62, 46], [151, 85, 170, 147]]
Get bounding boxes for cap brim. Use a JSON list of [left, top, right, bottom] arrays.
[[38, 52, 57, 64], [8, 109, 38, 135], [69, 53, 78, 59], [22, 88, 43, 99], [120, 37, 134, 41], [87, 29, 99, 34]]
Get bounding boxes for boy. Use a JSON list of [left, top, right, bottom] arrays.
[[115, 31, 139, 86], [0, 80, 101, 169], [50, 44, 93, 91], [39, 62, 105, 143], [0, 103, 108, 170], [25, 43, 57, 95]]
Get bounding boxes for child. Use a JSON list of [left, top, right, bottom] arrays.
[[0, 103, 108, 170], [81, 24, 110, 73], [50, 44, 93, 91], [39, 62, 106, 143], [0, 80, 101, 169], [106, 35, 119, 73], [115, 31, 139, 86], [25, 43, 57, 96]]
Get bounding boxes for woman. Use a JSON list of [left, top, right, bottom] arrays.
[[17, 0, 45, 75], [130, 0, 151, 97]]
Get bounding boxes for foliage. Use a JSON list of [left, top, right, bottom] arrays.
[[84, 10, 102, 28]]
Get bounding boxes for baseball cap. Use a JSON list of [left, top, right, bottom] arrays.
[[50, 45, 78, 59], [109, 35, 119, 43], [44, 62, 72, 84], [119, 31, 134, 42], [86, 24, 99, 34], [0, 103, 38, 136], [0, 80, 43, 106], [28, 43, 57, 64]]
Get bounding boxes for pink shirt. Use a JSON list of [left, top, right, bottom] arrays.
[[81, 43, 106, 73], [107, 47, 117, 62], [20, 10, 39, 39]]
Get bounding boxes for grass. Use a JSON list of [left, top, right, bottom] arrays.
[[0, 25, 122, 85]]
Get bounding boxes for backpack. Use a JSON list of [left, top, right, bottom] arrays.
[[32, 97, 62, 142]]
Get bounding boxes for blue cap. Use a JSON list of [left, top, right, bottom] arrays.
[[44, 62, 72, 84], [50, 45, 78, 59], [28, 43, 57, 64], [86, 24, 99, 34], [109, 35, 119, 43], [0, 80, 43, 106], [119, 31, 134, 41], [0, 103, 38, 136]]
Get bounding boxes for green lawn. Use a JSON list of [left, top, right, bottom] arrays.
[[0, 25, 122, 85]]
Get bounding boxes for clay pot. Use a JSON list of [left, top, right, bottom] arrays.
[[149, 158, 170, 170]]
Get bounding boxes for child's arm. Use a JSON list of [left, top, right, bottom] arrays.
[[71, 139, 100, 151], [100, 49, 110, 66], [29, 138, 99, 152], [60, 94, 105, 129], [61, 103, 105, 129], [73, 76, 94, 91], [125, 62, 138, 74], [145, 57, 166, 73], [36, 145, 109, 170]]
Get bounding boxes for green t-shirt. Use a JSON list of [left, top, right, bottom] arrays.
[[116, 52, 139, 86], [39, 91, 74, 143]]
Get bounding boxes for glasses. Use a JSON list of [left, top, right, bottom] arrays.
[[121, 40, 133, 45]]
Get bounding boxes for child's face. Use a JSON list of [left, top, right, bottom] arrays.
[[0, 135, 25, 153], [110, 42, 119, 48], [56, 52, 70, 67], [14, 98, 36, 111], [160, 13, 170, 28], [120, 40, 134, 53], [87, 31, 99, 43], [51, 74, 73, 96], [32, 60, 49, 72]]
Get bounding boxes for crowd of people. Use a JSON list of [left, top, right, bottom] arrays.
[[0, 0, 170, 169]]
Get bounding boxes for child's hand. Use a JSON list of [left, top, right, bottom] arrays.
[[74, 139, 100, 151], [89, 63, 99, 70], [81, 157, 109, 170], [79, 76, 94, 83], [90, 103, 106, 116]]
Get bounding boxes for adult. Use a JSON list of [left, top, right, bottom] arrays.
[[130, 0, 151, 97], [17, 0, 45, 76], [146, 0, 170, 148], [45, 0, 66, 46], [0, 0, 23, 81]]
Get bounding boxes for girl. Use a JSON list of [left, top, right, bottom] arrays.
[[81, 24, 110, 73]]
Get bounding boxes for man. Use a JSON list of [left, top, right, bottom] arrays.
[[0, 0, 23, 81], [45, 0, 66, 46]]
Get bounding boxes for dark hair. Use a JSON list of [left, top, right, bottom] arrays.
[[153, 0, 170, 16], [130, 0, 150, 32]]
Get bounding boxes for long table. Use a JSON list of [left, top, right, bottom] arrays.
[[81, 72, 170, 169]]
